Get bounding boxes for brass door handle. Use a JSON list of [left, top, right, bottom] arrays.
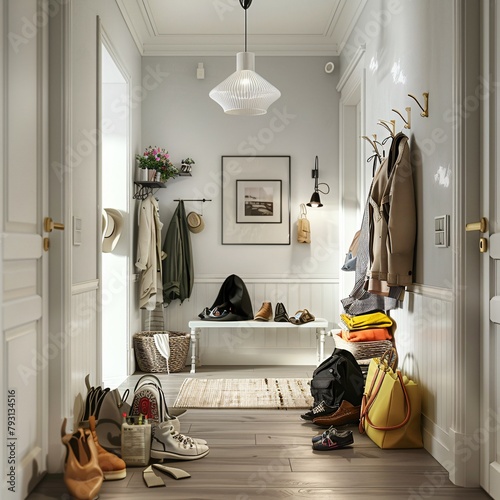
[[44, 217, 65, 232], [465, 217, 487, 233]]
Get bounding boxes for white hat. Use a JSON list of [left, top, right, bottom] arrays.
[[102, 208, 123, 253], [187, 212, 204, 233]]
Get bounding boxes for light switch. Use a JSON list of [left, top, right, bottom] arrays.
[[434, 215, 449, 248], [73, 216, 82, 246]]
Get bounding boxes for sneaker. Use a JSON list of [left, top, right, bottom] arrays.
[[300, 401, 338, 421], [156, 421, 207, 446], [150, 424, 209, 461], [312, 428, 354, 451], [311, 425, 336, 443]]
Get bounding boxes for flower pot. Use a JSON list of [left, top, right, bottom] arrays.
[[140, 168, 148, 181], [148, 169, 157, 181]]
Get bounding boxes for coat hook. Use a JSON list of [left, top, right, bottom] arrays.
[[408, 92, 429, 117], [377, 119, 396, 137], [392, 106, 411, 129], [361, 135, 382, 163]]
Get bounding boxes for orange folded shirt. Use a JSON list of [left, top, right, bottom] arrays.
[[341, 328, 392, 342]]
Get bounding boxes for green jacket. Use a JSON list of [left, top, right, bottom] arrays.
[[162, 201, 193, 304]]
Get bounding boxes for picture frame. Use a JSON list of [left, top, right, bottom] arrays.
[[222, 156, 291, 245]]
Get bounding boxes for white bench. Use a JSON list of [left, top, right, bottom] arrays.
[[187, 318, 330, 373]]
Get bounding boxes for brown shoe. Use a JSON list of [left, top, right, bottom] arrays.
[[254, 302, 272, 321], [312, 400, 361, 428], [88, 416, 126, 480]]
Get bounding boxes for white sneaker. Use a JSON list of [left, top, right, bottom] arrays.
[[156, 421, 208, 445], [150, 425, 209, 461]]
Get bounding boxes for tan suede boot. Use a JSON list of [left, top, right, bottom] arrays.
[[88, 416, 126, 480], [254, 301, 273, 321]]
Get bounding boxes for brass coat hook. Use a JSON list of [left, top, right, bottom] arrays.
[[408, 92, 429, 117], [377, 119, 396, 137], [361, 135, 382, 163], [392, 106, 411, 129]]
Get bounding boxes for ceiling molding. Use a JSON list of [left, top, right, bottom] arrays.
[[116, 0, 366, 57]]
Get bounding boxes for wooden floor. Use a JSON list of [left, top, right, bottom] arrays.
[[28, 366, 491, 499]]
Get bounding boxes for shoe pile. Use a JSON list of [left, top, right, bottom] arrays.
[[253, 301, 316, 324]]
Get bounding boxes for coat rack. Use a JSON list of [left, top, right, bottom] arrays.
[[133, 181, 165, 200], [173, 198, 212, 203]]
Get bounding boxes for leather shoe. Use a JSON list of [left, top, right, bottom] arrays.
[[312, 400, 361, 428], [254, 302, 272, 321], [274, 302, 289, 322]]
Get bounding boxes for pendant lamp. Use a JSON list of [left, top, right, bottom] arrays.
[[209, 0, 281, 115]]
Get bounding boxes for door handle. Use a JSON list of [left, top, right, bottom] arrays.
[[44, 217, 65, 232], [465, 217, 487, 233]]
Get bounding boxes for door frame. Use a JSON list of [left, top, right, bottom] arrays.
[[47, 0, 73, 473], [450, 0, 482, 487], [479, 0, 500, 495]]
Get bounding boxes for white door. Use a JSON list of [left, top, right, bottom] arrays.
[[480, 2, 500, 497], [1, 1, 51, 498]]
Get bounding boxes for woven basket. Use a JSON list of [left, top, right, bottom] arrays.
[[134, 331, 190, 373], [333, 332, 393, 361]]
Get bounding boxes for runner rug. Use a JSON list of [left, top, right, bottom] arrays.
[[173, 378, 313, 409]]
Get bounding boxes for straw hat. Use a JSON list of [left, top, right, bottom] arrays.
[[187, 212, 205, 233], [102, 208, 124, 253]]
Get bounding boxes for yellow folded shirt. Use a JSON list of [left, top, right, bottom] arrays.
[[340, 311, 393, 331]]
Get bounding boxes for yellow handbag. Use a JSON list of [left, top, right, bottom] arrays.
[[359, 348, 423, 449], [297, 203, 311, 243]]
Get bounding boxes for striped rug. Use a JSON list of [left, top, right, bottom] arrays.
[[173, 378, 313, 409]]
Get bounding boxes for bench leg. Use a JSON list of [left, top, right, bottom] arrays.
[[190, 327, 198, 373], [316, 327, 326, 363]]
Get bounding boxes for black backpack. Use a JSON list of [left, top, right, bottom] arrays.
[[310, 348, 364, 408]]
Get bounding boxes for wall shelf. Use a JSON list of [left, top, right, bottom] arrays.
[[133, 181, 166, 200]]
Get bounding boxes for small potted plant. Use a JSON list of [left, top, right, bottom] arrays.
[[180, 157, 195, 173], [136, 146, 180, 182]]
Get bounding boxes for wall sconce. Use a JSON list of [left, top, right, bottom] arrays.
[[306, 156, 330, 208]]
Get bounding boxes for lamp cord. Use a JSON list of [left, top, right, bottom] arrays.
[[244, 7, 247, 52]]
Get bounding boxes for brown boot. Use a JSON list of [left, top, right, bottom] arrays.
[[88, 416, 126, 480], [254, 302, 273, 321], [312, 400, 361, 428]]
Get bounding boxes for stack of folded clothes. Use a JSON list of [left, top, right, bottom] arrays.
[[335, 310, 395, 375]]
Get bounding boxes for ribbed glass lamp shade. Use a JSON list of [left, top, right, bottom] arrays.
[[209, 52, 281, 115]]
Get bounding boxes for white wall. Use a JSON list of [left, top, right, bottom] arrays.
[[339, 0, 481, 484], [61, 0, 141, 421], [340, 0, 454, 287], [139, 55, 341, 363]]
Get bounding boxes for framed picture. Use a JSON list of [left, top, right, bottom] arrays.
[[222, 156, 291, 245]]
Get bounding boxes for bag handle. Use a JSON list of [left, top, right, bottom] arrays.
[[380, 346, 398, 370], [359, 369, 411, 433], [299, 203, 308, 219], [133, 374, 164, 393]]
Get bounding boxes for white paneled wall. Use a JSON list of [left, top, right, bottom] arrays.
[[70, 281, 99, 419], [391, 286, 454, 464], [160, 277, 340, 366]]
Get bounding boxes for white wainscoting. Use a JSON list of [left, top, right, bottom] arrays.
[[391, 285, 454, 468], [70, 280, 99, 420], [161, 276, 340, 366]]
